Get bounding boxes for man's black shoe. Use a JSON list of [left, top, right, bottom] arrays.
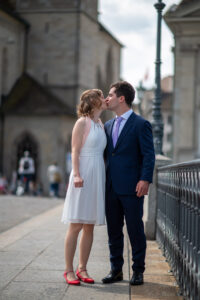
[[102, 270, 123, 284], [130, 271, 144, 285]]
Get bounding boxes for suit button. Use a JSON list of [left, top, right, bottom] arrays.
[[112, 153, 115, 156]]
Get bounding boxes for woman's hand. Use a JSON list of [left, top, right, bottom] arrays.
[[74, 175, 84, 188]]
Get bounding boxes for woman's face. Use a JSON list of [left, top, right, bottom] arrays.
[[100, 93, 107, 110]]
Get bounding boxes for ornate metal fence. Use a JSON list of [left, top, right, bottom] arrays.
[[156, 160, 200, 300]]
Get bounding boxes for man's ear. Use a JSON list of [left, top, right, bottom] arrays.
[[119, 95, 125, 103]]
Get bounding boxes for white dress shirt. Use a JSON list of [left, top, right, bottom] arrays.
[[112, 109, 133, 138]]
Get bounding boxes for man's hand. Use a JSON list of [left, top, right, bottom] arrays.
[[74, 175, 84, 188], [136, 180, 149, 197]]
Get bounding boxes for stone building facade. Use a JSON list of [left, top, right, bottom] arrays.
[[0, 2, 27, 99], [0, 0, 122, 195], [164, 0, 200, 162]]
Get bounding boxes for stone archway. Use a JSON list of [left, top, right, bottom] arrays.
[[13, 131, 40, 180]]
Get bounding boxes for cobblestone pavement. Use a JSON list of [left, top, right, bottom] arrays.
[[0, 195, 62, 233]]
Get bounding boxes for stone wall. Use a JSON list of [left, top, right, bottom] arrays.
[[0, 11, 25, 97], [18, 12, 78, 109], [16, 0, 98, 20], [164, 2, 200, 162], [173, 36, 200, 162], [19, 7, 121, 109], [3, 115, 75, 195]]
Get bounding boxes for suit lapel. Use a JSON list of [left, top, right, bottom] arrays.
[[108, 118, 115, 139], [105, 119, 115, 150], [108, 119, 115, 146], [114, 112, 136, 149]]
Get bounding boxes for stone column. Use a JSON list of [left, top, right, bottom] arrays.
[[144, 154, 172, 240]]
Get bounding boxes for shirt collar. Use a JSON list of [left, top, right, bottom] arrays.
[[115, 109, 133, 120]]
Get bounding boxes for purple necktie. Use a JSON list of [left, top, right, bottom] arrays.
[[112, 116, 123, 147]]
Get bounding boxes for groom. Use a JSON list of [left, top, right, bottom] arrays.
[[102, 81, 155, 285]]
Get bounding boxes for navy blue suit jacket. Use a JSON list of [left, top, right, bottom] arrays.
[[104, 111, 155, 195]]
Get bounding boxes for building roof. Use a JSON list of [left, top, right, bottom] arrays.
[[98, 22, 124, 47], [164, 0, 200, 18], [0, 73, 76, 117], [164, 0, 200, 33], [0, 0, 29, 28], [181, 0, 196, 4], [0, 0, 15, 11]]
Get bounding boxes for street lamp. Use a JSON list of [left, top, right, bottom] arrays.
[[152, 0, 165, 155], [136, 80, 145, 116]]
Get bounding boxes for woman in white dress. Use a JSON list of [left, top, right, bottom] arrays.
[[61, 89, 107, 285]]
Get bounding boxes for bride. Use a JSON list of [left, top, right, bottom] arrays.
[[61, 89, 107, 285]]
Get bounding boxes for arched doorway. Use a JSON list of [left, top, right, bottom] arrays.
[[14, 132, 39, 181]]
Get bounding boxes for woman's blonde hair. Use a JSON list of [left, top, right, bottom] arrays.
[[77, 89, 103, 118]]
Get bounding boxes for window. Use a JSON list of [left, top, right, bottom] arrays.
[[1, 47, 8, 95]]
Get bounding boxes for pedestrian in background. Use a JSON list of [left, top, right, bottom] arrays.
[[47, 162, 61, 197], [0, 173, 8, 194], [18, 151, 35, 194]]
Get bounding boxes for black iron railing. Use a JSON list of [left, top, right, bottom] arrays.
[[156, 160, 200, 300]]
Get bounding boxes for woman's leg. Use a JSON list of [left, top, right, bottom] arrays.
[[64, 223, 83, 280], [78, 224, 94, 277]]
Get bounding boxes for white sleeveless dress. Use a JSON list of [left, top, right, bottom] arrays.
[[61, 119, 107, 225]]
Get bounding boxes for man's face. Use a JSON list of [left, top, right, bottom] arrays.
[[106, 87, 120, 111]]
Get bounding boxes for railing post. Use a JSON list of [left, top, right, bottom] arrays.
[[144, 154, 171, 240]]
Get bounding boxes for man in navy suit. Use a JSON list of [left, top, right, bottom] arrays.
[[102, 81, 155, 285]]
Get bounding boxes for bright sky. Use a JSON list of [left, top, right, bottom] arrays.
[[99, 0, 181, 89]]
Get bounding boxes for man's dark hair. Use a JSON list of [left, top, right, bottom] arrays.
[[110, 81, 135, 107]]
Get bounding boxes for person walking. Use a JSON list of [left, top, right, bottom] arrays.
[[47, 162, 61, 197], [61, 89, 107, 285], [0, 174, 8, 194], [102, 81, 155, 286], [18, 151, 35, 194]]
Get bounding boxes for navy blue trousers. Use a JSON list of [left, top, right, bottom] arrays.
[[105, 185, 146, 273]]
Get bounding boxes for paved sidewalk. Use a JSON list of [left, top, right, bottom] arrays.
[[130, 242, 183, 300], [0, 203, 183, 300], [0, 195, 61, 233], [0, 204, 129, 300]]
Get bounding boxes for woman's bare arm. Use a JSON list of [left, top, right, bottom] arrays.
[[71, 117, 86, 188]]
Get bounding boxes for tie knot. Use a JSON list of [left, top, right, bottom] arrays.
[[116, 116, 123, 123]]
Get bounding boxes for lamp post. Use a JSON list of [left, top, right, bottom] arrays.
[[152, 0, 165, 155]]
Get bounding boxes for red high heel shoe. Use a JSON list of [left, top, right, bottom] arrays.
[[63, 271, 80, 285], [76, 269, 94, 284]]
